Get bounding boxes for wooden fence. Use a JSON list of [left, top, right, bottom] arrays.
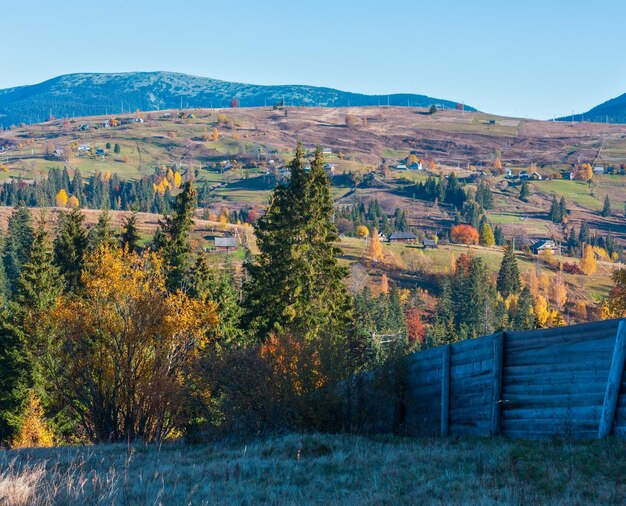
[[387, 318, 626, 439]]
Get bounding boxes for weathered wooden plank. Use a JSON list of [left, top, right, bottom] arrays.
[[490, 332, 504, 435], [506, 319, 619, 343], [450, 333, 495, 353], [505, 330, 617, 353], [505, 344, 615, 366], [503, 370, 610, 387], [450, 360, 493, 375], [406, 373, 443, 387], [503, 358, 612, 376], [501, 392, 605, 409], [441, 345, 451, 437], [599, 320, 626, 438], [503, 405, 602, 420]]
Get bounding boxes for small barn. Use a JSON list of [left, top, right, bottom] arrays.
[[214, 237, 238, 253], [388, 232, 417, 243], [530, 239, 558, 255], [422, 238, 438, 249]]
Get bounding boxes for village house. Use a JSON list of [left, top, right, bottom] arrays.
[[214, 237, 238, 253], [530, 239, 559, 255], [422, 238, 438, 249], [408, 162, 423, 171], [322, 147, 332, 155], [396, 163, 408, 170], [388, 231, 417, 243]]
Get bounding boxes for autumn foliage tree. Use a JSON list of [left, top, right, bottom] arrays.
[[368, 228, 383, 262], [46, 245, 217, 442], [55, 189, 68, 207], [580, 243, 597, 275], [450, 224, 479, 245], [607, 267, 626, 317]]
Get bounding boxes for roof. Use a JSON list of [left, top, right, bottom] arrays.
[[531, 239, 556, 250], [389, 232, 417, 240], [423, 238, 437, 246], [215, 237, 238, 248]]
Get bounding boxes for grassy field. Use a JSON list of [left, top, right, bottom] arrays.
[[1, 433, 625, 505], [532, 180, 602, 211]]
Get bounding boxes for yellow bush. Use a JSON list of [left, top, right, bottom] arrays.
[[11, 392, 54, 449]]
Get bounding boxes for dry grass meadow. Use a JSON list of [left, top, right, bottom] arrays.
[[1, 433, 625, 505]]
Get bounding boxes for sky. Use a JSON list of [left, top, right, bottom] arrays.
[[2, 0, 625, 120]]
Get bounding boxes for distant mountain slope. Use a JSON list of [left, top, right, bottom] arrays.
[[0, 72, 475, 127], [558, 92, 626, 124]]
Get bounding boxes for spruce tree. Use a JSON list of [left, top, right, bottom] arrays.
[[2, 205, 34, 292], [153, 181, 197, 291], [479, 222, 496, 247], [601, 195, 612, 217], [559, 197, 567, 221], [243, 143, 350, 339], [88, 209, 117, 250], [16, 216, 63, 312], [579, 220, 590, 245], [519, 181, 530, 202], [493, 224, 505, 246], [0, 216, 62, 440], [548, 196, 562, 223], [54, 208, 88, 292], [475, 182, 494, 209], [512, 287, 536, 330], [120, 211, 141, 253], [496, 243, 521, 298]]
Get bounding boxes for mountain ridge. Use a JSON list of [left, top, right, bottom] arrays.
[[558, 91, 626, 124], [0, 71, 475, 127]]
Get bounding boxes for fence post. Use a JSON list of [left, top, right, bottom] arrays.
[[599, 320, 626, 438], [491, 332, 504, 436], [441, 344, 451, 437]]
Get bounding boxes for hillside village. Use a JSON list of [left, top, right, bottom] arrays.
[[0, 106, 625, 324]]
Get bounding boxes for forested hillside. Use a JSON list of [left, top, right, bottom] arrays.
[[0, 72, 474, 127]]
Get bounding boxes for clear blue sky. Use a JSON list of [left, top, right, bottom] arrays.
[[3, 0, 625, 119]]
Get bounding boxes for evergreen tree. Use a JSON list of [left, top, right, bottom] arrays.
[[243, 143, 350, 339], [153, 181, 197, 291], [519, 181, 530, 202], [452, 257, 495, 337], [2, 205, 34, 292], [475, 182, 494, 209], [114, 143, 121, 154], [559, 197, 567, 221], [496, 243, 521, 298], [54, 208, 88, 292], [479, 222, 496, 247], [579, 220, 590, 245], [187, 256, 244, 345], [120, 211, 141, 253], [548, 195, 562, 223], [493, 224, 505, 246], [16, 216, 63, 312], [88, 209, 117, 250], [512, 287, 536, 330], [601, 195, 612, 217], [0, 216, 62, 440]]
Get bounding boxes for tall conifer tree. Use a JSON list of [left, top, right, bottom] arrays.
[[243, 143, 350, 339], [496, 243, 521, 297], [54, 208, 88, 292]]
